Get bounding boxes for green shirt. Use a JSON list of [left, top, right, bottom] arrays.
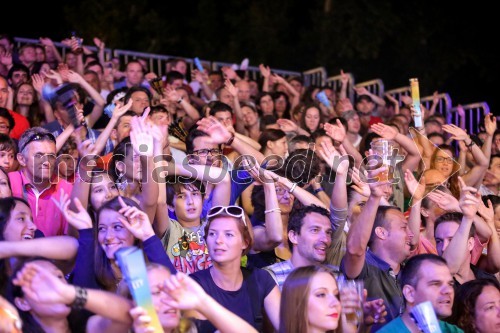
[[378, 316, 463, 333]]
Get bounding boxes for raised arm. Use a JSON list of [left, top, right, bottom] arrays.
[[344, 167, 386, 279], [67, 70, 105, 128], [443, 124, 489, 187], [224, 79, 246, 134], [259, 64, 270, 92], [130, 114, 158, 222], [477, 199, 500, 274], [243, 161, 283, 251], [324, 120, 363, 168], [371, 123, 420, 171], [339, 70, 349, 101], [404, 170, 426, 249], [441, 177, 480, 275], [196, 116, 266, 164], [164, 86, 200, 122]]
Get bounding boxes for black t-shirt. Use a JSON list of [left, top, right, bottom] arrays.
[[190, 267, 276, 333]]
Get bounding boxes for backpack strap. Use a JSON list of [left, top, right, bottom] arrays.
[[243, 267, 264, 332]]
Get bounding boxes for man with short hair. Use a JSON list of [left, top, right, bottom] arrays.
[[378, 254, 463, 333], [342, 170, 414, 331], [265, 205, 336, 289], [7, 64, 30, 88], [113, 60, 145, 89], [8, 127, 73, 236]]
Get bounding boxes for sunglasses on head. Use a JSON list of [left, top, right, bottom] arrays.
[[207, 205, 247, 227], [19, 132, 56, 152]]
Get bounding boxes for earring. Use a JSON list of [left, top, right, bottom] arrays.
[[117, 173, 127, 192]]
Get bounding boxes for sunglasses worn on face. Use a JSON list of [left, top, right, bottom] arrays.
[[207, 205, 247, 226], [19, 133, 56, 152]]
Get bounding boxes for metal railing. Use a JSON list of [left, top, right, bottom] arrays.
[[448, 102, 490, 134], [355, 79, 385, 97], [420, 93, 452, 115], [14, 37, 113, 62], [325, 73, 355, 101], [303, 67, 327, 87]]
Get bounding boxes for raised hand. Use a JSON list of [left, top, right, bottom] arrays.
[[277, 118, 299, 133], [404, 170, 425, 202], [161, 272, 209, 311], [484, 114, 497, 136], [432, 91, 440, 104], [117, 197, 155, 241], [317, 141, 350, 176], [363, 162, 391, 198], [13, 262, 74, 305], [45, 69, 63, 85], [93, 37, 105, 49], [259, 64, 271, 78], [130, 114, 154, 157], [272, 73, 285, 85], [192, 69, 208, 83], [477, 199, 494, 225], [111, 99, 133, 121], [354, 86, 369, 96], [241, 155, 278, 185], [442, 124, 469, 142], [324, 119, 346, 143], [39, 37, 55, 48], [426, 189, 461, 212], [66, 70, 84, 84], [400, 94, 413, 106], [224, 78, 238, 98], [340, 69, 349, 86], [164, 86, 181, 103], [351, 167, 371, 197], [196, 116, 232, 145], [384, 93, 399, 105], [31, 74, 45, 94], [458, 176, 481, 219], [221, 66, 238, 80], [371, 123, 398, 140], [52, 189, 92, 230]]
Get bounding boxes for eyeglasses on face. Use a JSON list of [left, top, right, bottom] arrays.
[[19, 132, 56, 152], [207, 205, 247, 226], [192, 148, 222, 157], [435, 156, 454, 164]]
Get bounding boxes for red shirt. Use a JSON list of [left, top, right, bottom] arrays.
[[8, 109, 30, 140]]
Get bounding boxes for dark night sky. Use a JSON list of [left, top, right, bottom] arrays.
[[2, 1, 498, 116]]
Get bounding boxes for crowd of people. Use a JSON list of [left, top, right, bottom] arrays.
[[0, 32, 499, 333]]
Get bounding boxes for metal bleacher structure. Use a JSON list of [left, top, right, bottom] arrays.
[[15, 37, 492, 134]]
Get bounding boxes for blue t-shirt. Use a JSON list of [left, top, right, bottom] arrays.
[[190, 267, 276, 333]]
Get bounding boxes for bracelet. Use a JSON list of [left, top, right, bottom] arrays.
[[289, 183, 298, 194], [313, 187, 324, 194], [225, 133, 235, 146], [265, 208, 282, 214], [70, 286, 88, 310], [465, 139, 475, 148]]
